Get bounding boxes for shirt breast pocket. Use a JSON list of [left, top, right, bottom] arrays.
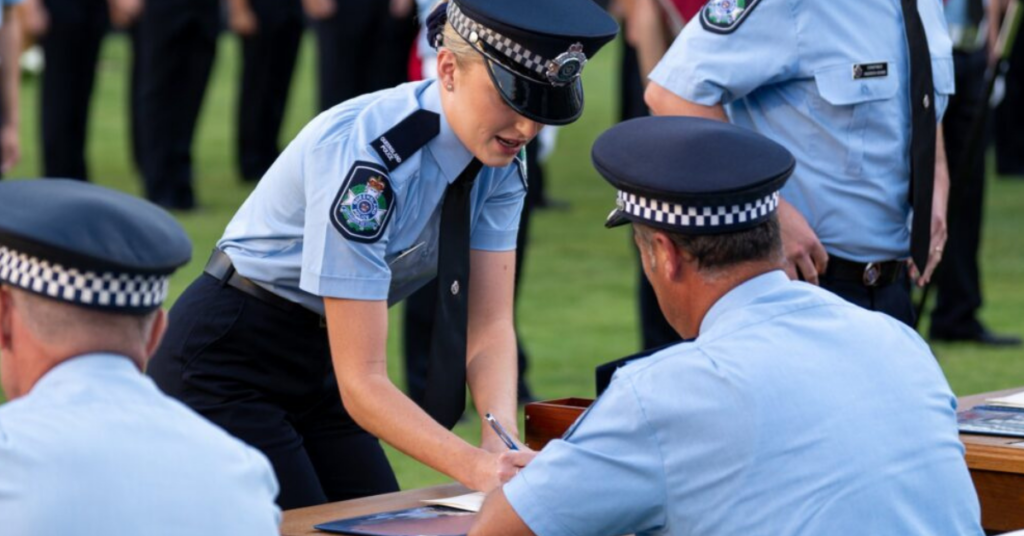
[[813, 62, 900, 178]]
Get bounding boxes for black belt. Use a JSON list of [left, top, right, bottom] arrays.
[[823, 256, 904, 287], [204, 249, 302, 312]]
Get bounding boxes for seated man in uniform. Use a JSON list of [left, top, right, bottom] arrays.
[[471, 117, 983, 536], [0, 180, 281, 535]]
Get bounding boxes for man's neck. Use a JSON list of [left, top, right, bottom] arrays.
[[670, 262, 778, 339]]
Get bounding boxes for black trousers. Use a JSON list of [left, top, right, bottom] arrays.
[[931, 49, 989, 338], [995, 28, 1024, 176], [136, 0, 219, 209], [148, 275, 398, 510], [402, 140, 541, 404], [820, 265, 916, 327], [237, 0, 303, 181], [312, 0, 417, 111], [39, 0, 108, 181]]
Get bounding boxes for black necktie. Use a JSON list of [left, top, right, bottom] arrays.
[[423, 158, 483, 429], [901, 0, 938, 271]]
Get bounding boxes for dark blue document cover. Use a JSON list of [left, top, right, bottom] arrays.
[[314, 506, 475, 536], [958, 405, 1024, 438]]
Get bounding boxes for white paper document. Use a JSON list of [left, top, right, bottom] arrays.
[[422, 491, 486, 513], [985, 390, 1024, 409]]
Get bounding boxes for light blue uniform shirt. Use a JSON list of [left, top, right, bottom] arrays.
[[505, 271, 982, 536], [0, 354, 281, 535], [219, 80, 525, 314], [650, 0, 955, 262]]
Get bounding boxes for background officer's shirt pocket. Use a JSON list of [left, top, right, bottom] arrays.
[[812, 61, 901, 178]]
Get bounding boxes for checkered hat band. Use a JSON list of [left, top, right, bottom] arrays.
[[0, 245, 170, 311], [618, 191, 781, 229], [447, 2, 549, 78]]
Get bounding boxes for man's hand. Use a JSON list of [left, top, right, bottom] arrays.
[[778, 198, 828, 284], [229, 3, 258, 36], [108, 0, 144, 29], [496, 450, 537, 484], [1, 123, 19, 173], [21, 0, 49, 38], [302, 0, 336, 20], [909, 128, 950, 287]]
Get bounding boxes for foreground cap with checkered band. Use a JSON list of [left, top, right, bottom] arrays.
[[0, 180, 192, 314], [442, 0, 618, 125], [593, 117, 795, 234]]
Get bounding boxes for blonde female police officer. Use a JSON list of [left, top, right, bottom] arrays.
[[147, 0, 617, 510]]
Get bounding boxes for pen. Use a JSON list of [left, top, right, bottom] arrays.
[[485, 413, 519, 451]]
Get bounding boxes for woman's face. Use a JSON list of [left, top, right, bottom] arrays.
[[440, 52, 543, 168]]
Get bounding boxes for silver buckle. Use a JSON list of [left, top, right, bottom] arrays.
[[862, 262, 881, 287]]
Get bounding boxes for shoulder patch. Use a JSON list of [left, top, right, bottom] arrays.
[[700, 0, 763, 34], [330, 161, 396, 243], [370, 110, 440, 172], [514, 147, 528, 190]]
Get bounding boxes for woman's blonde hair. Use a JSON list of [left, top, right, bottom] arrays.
[[432, 2, 481, 67]]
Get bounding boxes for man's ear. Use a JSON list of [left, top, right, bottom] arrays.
[[650, 231, 684, 281], [0, 286, 13, 352], [143, 308, 168, 360]]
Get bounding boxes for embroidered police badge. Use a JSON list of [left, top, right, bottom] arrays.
[[700, 0, 763, 34], [330, 161, 395, 243]]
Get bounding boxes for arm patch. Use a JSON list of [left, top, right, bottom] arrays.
[[330, 161, 396, 243], [700, 0, 764, 34]]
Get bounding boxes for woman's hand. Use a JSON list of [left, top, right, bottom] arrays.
[[496, 449, 537, 484], [465, 447, 538, 491]]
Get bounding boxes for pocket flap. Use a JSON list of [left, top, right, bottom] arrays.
[[815, 62, 899, 106]]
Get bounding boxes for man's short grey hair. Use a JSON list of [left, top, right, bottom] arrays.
[[635, 214, 783, 274], [10, 288, 159, 347]]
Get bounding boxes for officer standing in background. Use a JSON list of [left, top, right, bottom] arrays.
[[21, 0, 142, 182], [645, 0, 955, 326], [930, 0, 1021, 345], [227, 0, 303, 183], [136, 0, 218, 210], [303, 0, 418, 111]]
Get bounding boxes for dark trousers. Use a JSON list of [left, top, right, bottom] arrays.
[[237, 0, 303, 181], [403, 141, 541, 403], [136, 0, 219, 209], [820, 266, 916, 327], [312, 0, 417, 111], [39, 0, 108, 181], [995, 28, 1024, 176], [148, 275, 398, 510], [931, 49, 989, 337]]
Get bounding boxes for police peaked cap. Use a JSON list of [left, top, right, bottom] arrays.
[[594, 117, 796, 234], [0, 180, 192, 314], [441, 0, 618, 125]]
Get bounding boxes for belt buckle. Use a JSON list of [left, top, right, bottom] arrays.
[[863, 262, 881, 287]]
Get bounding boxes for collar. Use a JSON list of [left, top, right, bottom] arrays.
[[699, 270, 790, 336], [30, 353, 141, 396], [421, 80, 475, 184]]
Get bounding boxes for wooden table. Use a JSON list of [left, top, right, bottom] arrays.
[[280, 483, 470, 536], [959, 389, 1024, 532]]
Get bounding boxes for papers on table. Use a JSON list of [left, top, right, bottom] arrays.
[[985, 391, 1024, 409], [421, 491, 485, 513]]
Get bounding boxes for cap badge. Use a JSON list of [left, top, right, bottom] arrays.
[[547, 43, 587, 86]]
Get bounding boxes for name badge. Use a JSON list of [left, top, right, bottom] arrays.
[[852, 62, 888, 80]]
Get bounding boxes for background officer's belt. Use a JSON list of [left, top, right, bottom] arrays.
[[824, 256, 903, 287], [205, 249, 301, 312]]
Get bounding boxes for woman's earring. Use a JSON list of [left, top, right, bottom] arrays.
[[446, 83, 454, 92]]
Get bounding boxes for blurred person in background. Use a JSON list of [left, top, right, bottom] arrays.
[[135, 0, 218, 210], [227, 0, 303, 183], [930, 0, 1021, 345], [303, 0, 418, 111], [20, 0, 142, 182]]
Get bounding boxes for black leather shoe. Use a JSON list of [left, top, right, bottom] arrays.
[[930, 328, 1023, 347]]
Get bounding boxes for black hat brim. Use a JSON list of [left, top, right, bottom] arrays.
[[485, 59, 583, 126]]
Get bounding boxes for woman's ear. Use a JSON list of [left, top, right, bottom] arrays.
[[437, 48, 458, 91]]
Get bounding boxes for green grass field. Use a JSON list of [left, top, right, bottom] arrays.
[[2, 33, 1024, 490]]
